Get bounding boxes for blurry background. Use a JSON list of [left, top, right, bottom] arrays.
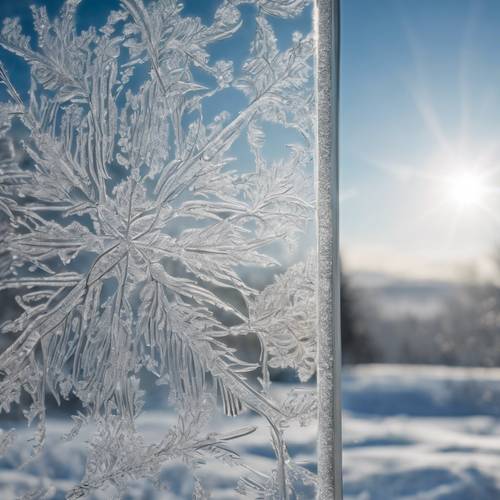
[[340, 2, 500, 497], [340, 0, 500, 368]]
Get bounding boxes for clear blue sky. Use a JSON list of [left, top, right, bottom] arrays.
[[1, 0, 499, 281], [341, 0, 500, 281]]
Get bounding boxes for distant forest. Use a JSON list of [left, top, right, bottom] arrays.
[[341, 258, 500, 367]]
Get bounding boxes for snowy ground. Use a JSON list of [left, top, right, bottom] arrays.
[[342, 365, 500, 500], [1, 364, 500, 499]]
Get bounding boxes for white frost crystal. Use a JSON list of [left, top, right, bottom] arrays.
[[0, 0, 317, 497]]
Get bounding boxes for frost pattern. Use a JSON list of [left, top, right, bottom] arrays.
[[0, 0, 316, 497]]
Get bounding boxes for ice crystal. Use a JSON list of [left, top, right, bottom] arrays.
[[0, 0, 316, 497]]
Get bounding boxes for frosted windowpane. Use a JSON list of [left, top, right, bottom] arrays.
[[0, 0, 319, 498]]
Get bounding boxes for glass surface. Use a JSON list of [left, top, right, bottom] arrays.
[[0, 1, 318, 498]]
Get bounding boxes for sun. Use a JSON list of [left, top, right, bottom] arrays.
[[446, 171, 486, 209]]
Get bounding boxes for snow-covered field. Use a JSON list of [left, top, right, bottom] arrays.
[[1, 364, 500, 499], [343, 365, 500, 500]]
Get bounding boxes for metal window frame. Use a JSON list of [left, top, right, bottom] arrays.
[[316, 0, 342, 498]]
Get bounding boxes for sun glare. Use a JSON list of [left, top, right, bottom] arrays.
[[447, 171, 486, 209]]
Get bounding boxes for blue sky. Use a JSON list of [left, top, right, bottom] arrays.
[[341, 0, 500, 281], [1, 0, 499, 281]]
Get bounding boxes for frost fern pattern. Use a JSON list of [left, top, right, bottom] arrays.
[[0, 0, 316, 497]]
